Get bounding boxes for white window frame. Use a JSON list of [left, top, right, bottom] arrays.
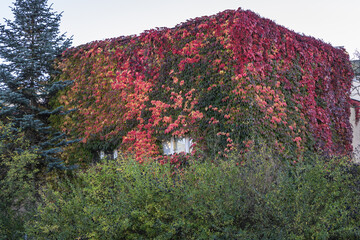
[[163, 136, 192, 155], [99, 150, 118, 160]]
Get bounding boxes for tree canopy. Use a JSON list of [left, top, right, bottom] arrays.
[[0, 0, 73, 169]]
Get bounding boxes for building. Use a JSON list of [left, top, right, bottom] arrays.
[[350, 60, 360, 162], [57, 8, 354, 162]]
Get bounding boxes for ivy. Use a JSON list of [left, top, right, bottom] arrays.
[[56, 8, 354, 163]]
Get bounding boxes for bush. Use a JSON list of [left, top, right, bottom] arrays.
[[262, 156, 360, 239], [0, 122, 39, 239], [25, 150, 360, 239], [26, 157, 255, 239]]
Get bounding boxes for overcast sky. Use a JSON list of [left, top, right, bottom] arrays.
[[0, 0, 359, 58]]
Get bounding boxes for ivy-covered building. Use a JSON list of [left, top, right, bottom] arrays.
[[56, 8, 354, 163]]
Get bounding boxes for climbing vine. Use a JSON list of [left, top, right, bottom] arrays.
[[56, 8, 354, 162]]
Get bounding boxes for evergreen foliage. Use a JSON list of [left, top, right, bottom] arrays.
[[0, 0, 73, 169]]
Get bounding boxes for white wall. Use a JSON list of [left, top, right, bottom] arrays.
[[350, 106, 360, 163]]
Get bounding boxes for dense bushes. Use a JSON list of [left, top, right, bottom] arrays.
[[25, 149, 360, 239], [1, 123, 356, 239], [266, 157, 360, 239], [0, 123, 39, 239]]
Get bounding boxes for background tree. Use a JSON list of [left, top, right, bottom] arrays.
[[0, 0, 73, 169]]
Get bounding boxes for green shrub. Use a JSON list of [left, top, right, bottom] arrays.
[[26, 157, 253, 239], [0, 122, 39, 239], [262, 156, 360, 239], [25, 150, 360, 239]]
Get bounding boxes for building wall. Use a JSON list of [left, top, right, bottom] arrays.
[[350, 106, 360, 163], [57, 9, 354, 161]]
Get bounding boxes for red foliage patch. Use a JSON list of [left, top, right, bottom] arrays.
[[57, 8, 354, 162]]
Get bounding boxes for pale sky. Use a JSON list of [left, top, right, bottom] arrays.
[[0, 0, 359, 58]]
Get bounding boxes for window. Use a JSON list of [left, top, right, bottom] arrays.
[[99, 150, 118, 160], [163, 137, 192, 155]]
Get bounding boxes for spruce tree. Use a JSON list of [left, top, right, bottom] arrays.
[[0, 0, 73, 170]]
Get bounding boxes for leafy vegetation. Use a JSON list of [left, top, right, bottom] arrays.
[[0, 0, 73, 170], [0, 2, 358, 239], [24, 149, 360, 239], [56, 8, 353, 163], [0, 122, 39, 239]]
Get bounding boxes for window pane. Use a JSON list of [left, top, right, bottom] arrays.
[[100, 151, 105, 159], [175, 138, 186, 153], [163, 140, 172, 155]]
